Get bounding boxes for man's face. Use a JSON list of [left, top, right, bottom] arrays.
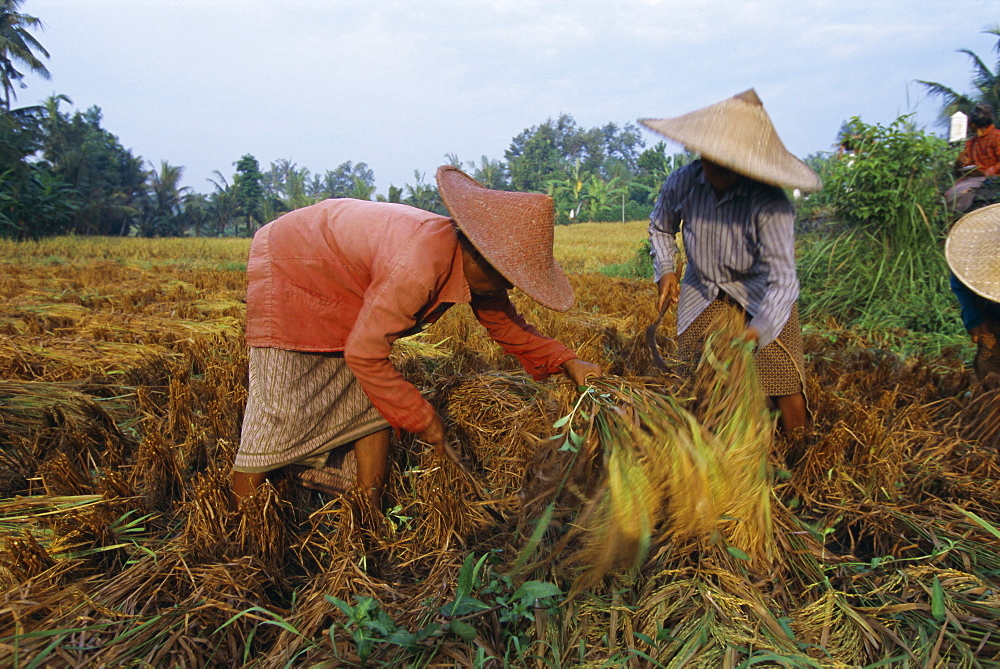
[[462, 245, 513, 299], [701, 158, 742, 193]]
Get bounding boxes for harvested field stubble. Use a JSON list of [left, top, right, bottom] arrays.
[[0, 239, 998, 667]]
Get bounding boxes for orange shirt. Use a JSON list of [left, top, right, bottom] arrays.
[[245, 199, 576, 433], [959, 125, 1000, 176]]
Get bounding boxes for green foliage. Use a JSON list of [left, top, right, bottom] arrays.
[[505, 114, 644, 193], [322, 553, 563, 666], [138, 161, 188, 237], [0, 166, 77, 239], [634, 142, 694, 206], [325, 594, 428, 666], [402, 170, 445, 215], [797, 228, 965, 355], [0, 0, 50, 110], [917, 26, 1000, 124], [40, 104, 147, 236], [442, 552, 564, 659], [233, 154, 265, 235], [598, 238, 654, 279], [794, 115, 964, 352], [312, 160, 376, 200], [818, 116, 955, 244]]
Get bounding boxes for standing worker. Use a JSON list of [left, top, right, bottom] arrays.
[[946, 203, 1000, 381], [640, 89, 822, 432], [231, 166, 600, 511]]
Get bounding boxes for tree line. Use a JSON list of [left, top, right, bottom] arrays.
[[1, 96, 690, 239]]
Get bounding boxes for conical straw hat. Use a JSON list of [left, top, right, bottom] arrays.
[[639, 89, 822, 192], [435, 165, 574, 312], [946, 203, 1000, 302]]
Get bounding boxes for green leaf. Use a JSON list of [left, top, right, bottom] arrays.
[[513, 581, 562, 604], [449, 619, 478, 641], [552, 413, 572, 429], [511, 502, 555, 571], [385, 629, 417, 648], [439, 597, 490, 617], [324, 594, 352, 618], [951, 504, 1000, 540], [931, 576, 946, 622], [726, 546, 751, 561]]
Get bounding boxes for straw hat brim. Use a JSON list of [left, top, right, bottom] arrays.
[[435, 166, 574, 312], [945, 203, 1000, 302], [639, 88, 822, 192]]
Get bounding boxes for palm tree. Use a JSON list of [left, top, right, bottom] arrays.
[[403, 170, 442, 213], [208, 171, 236, 237], [143, 161, 188, 236], [468, 155, 508, 189], [0, 0, 50, 110], [917, 26, 1000, 122], [182, 192, 209, 237], [347, 175, 376, 201]]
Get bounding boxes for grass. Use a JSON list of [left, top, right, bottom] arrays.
[[0, 222, 650, 274]]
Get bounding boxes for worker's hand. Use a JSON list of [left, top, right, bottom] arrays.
[[740, 326, 761, 347], [657, 273, 679, 312], [561, 358, 601, 387], [417, 413, 447, 457]]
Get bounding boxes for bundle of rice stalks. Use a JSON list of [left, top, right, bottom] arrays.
[[691, 308, 775, 562], [543, 311, 776, 592], [0, 380, 133, 496]]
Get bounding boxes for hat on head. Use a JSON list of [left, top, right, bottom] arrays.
[[946, 203, 1000, 302], [639, 88, 822, 192], [435, 165, 574, 312]]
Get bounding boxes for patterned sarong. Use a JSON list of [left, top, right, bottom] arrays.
[[234, 348, 390, 493], [678, 297, 806, 397]]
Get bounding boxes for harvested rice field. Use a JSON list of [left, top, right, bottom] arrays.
[[1, 230, 998, 668]]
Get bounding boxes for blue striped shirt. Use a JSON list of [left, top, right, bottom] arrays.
[[649, 160, 799, 349]]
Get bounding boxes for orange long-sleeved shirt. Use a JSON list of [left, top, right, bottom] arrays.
[[958, 125, 1000, 177], [245, 199, 576, 433]]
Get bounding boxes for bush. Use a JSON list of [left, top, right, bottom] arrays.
[[795, 115, 965, 351], [820, 116, 957, 244]]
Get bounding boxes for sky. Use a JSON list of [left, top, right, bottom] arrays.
[[18, 0, 1000, 196]]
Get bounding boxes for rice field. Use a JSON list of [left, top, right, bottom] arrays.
[[1, 227, 998, 667]]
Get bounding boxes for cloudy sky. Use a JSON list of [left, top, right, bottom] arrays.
[[19, 0, 1000, 195]]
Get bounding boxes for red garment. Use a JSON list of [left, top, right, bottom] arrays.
[[245, 198, 576, 433], [958, 125, 1000, 176]]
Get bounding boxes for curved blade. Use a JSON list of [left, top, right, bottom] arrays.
[[645, 302, 671, 373]]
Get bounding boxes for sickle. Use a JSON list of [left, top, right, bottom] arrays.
[[645, 301, 671, 373]]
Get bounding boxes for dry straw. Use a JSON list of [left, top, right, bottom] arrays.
[[1, 243, 999, 666]]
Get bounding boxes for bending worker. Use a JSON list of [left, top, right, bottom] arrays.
[[640, 89, 822, 432], [231, 166, 600, 510]]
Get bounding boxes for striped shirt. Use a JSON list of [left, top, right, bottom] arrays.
[[649, 161, 799, 349]]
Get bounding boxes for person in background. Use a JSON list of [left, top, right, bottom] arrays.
[[230, 166, 600, 512], [639, 89, 823, 433], [944, 103, 1000, 213], [945, 203, 1000, 381]]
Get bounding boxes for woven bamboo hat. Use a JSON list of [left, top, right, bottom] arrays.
[[436, 165, 574, 312], [639, 89, 822, 192], [945, 203, 1000, 302]]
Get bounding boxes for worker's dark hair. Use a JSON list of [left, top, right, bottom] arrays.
[[970, 103, 995, 128]]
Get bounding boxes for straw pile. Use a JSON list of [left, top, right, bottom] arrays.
[[1, 250, 998, 667]]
